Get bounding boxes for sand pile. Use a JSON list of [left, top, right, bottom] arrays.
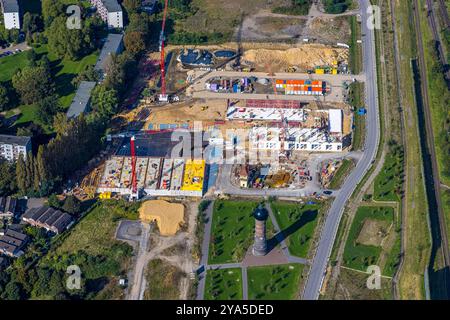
[[139, 200, 184, 236], [242, 45, 348, 70]]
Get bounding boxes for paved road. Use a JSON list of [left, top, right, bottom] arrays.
[[128, 223, 151, 300], [189, 70, 365, 103], [302, 0, 380, 299], [0, 42, 30, 55]]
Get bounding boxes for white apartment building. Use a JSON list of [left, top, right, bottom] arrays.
[[90, 0, 123, 29], [0, 135, 31, 161], [1, 0, 20, 30]]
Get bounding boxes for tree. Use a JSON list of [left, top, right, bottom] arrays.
[[47, 193, 61, 208], [124, 31, 146, 56], [71, 65, 99, 87], [0, 82, 9, 111], [42, 0, 64, 27], [62, 195, 81, 214], [12, 66, 55, 104], [16, 154, 27, 194], [53, 113, 70, 136], [47, 16, 94, 60], [123, 0, 141, 14], [3, 281, 23, 300], [36, 94, 60, 126], [90, 85, 118, 118], [0, 160, 16, 195]]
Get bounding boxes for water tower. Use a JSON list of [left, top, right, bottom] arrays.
[[252, 204, 268, 256]]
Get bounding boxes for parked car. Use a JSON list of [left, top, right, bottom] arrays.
[[323, 190, 333, 195]]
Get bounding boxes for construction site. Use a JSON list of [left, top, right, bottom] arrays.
[[71, 0, 363, 201]]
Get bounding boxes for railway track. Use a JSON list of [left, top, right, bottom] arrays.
[[425, 0, 450, 81], [413, 0, 450, 297]]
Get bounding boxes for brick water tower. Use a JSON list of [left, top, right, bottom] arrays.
[[252, 204, 268, 256]]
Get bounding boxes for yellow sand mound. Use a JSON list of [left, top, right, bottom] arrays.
[[242, 45, 348, 69], [139, 200, 184, 236]]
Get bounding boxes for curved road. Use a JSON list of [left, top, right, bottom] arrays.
[[302, 0, 380, 299]]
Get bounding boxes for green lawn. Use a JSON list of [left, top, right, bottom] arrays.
[[349, 14, 362, 74], [56, 201, 133, 256], [247, 264, 303, 300], [343, 206, 395, 274], [373, 144, 404, 201], [204, 268, 243, 300], [0, 51, 30, 82], [208, 200, 260, 264], [270, 201, 321, 258], [348, 81, 366, 150], [328, 159, 355, 189], [2, 44, 99, 128]]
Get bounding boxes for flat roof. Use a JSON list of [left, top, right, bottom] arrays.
[[102, 0, 122, 12], [67, 81, 97, 118], [328, 109, 343, 133], [0, 134, 31, 146], [115, 132, 208, 158], [1, 0, 19, 13], [95, 33, 124, 73]]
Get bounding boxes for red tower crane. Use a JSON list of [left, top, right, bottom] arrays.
[[130, 136, 138, 198], [159, 0, 169, 102]]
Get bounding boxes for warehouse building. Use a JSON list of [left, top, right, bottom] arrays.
[[1, 0, 20, 30], [22, 206, 74, 234], [0, 229, 28, 257]]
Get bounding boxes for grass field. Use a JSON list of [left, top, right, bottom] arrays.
[[390, 0, 430, 299], [49, 201, 135, 299], [56, 201, 132, 256], [1, 44, 98, 128], [323, 267, 393, 300], [373, 144, 404, 201], [328, 159, 355, 189], [144, 259, 184, 300], [204, 268, 243, 300], [0, 51, 30, 82], [270, 201, 321, 258], [349, 15, 362, 74], [348, 82, 366, 150], [208, 200, 260, 264], [343, 206, 395, 274], [247, 264, 303, 300]]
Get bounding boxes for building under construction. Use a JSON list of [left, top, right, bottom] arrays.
[[97, 156, 206, 197]]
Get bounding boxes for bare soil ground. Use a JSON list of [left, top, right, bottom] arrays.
[[356, 218, 391, 247], [323, 267, 393, 300]]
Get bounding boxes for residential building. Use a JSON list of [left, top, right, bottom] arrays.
[[90, 0, 123, 29], [0, 228, 28, 257], [95, 33, 124, 78], [1, 0, 20, 30], [22, 206, 74, 234], [0, 196, 17, 219], [67, 81, 97, 118], [0, 135, 31, 162]]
